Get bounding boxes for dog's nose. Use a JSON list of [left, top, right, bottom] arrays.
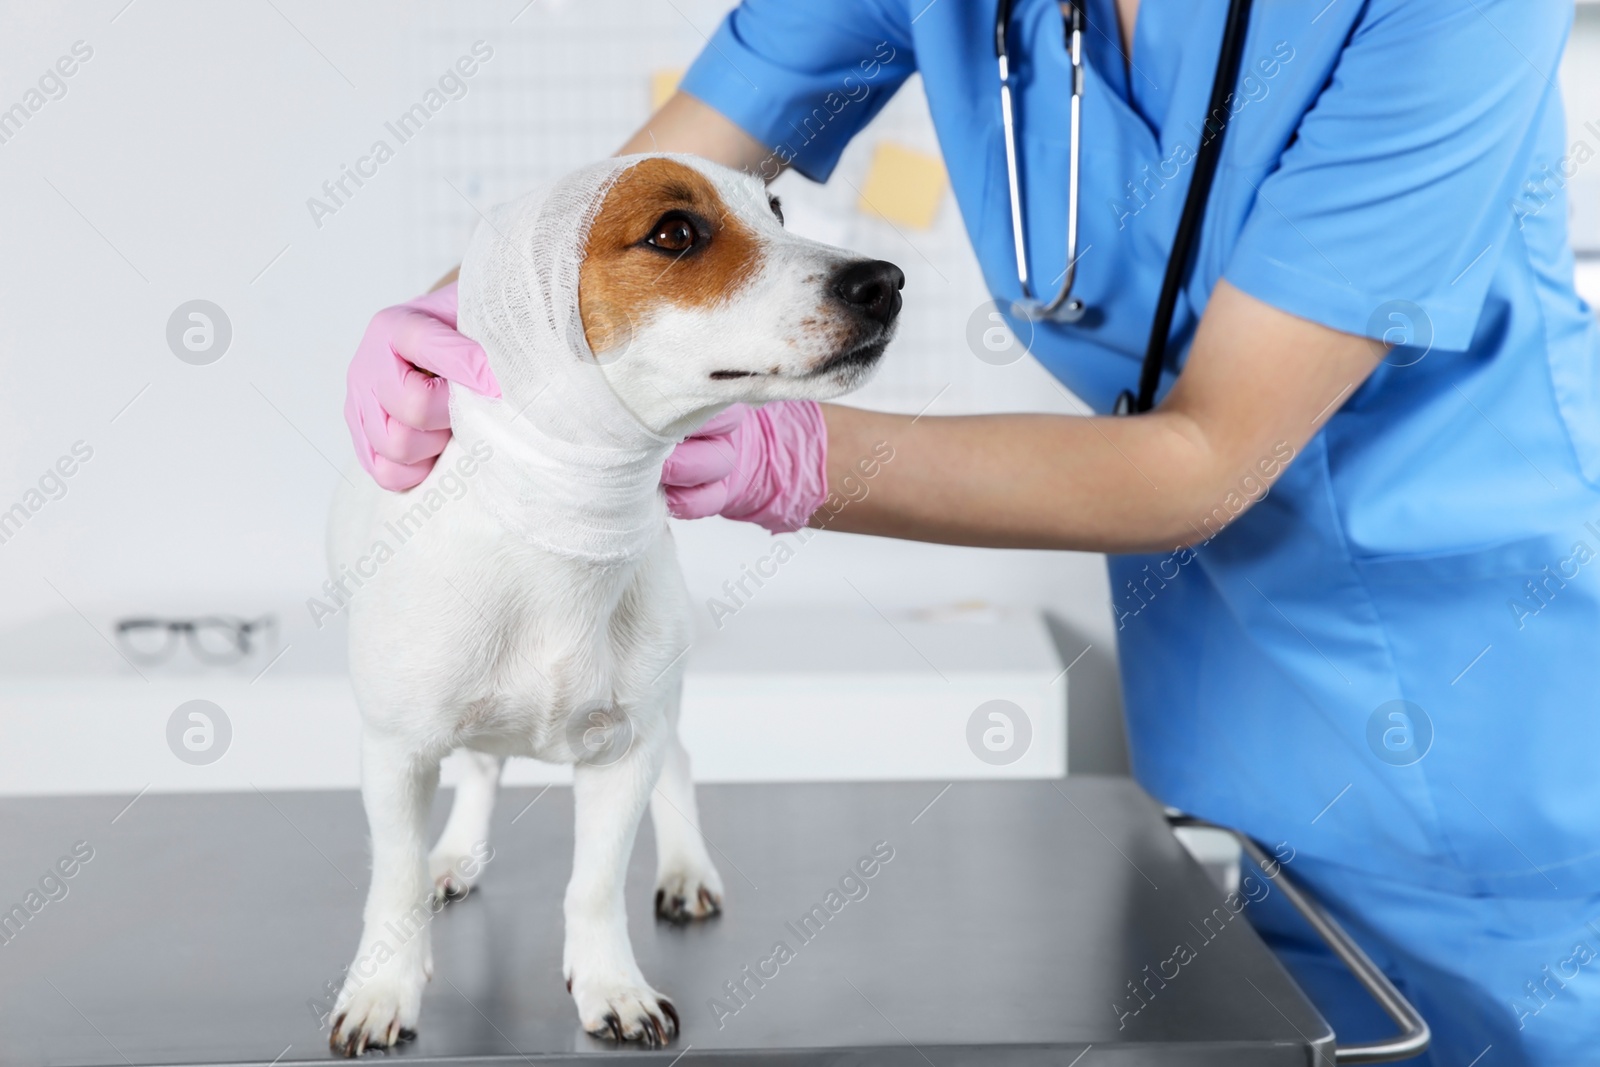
[[831, 260, 904, 326]]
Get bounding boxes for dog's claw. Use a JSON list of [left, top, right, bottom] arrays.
[[328, 977, 423, 1057], [655, 881, 722, 924], [579, 989, 679, 1045], [428, 846, 487, 903], [697, 886, 721, 915], [330, 1016, 417, 1058], [655, 888, 689, 924], [432, 877, 470, 903]]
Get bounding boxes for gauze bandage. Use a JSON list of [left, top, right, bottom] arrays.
[[451, 158, 679, 564]]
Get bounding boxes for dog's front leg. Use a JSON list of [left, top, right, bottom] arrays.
[[330, 730, 440, 1056], [564, 739, 679, 1045]]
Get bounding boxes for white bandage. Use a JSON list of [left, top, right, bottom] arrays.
[[451, 158, 678, 564]]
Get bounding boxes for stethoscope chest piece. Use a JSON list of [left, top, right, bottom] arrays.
[[1009, 295, 1087, 324]]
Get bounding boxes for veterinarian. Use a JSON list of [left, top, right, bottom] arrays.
[[343, 2, 1600, 1062]]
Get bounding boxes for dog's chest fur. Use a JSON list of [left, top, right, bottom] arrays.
[[331, 443, 692, 762]]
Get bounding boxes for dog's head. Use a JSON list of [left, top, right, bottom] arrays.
[[576, 155, 902, 434]]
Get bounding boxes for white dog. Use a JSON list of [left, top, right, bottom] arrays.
[[326, 154, 902, 1054]]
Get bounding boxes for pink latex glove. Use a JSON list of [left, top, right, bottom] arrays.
[[345, 287, 827, 528], [661, 401, 828, 533], [344, 282, 501, 490]]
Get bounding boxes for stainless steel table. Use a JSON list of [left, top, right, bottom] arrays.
[[0, 777, 1337, 1065]]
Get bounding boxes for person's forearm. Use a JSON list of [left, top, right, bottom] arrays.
[[816, 404, 1240, 554], [617, 91, 776, 175], [813, 282, 1379, 553]]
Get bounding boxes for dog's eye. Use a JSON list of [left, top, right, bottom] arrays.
[[769, 196, 784, 226], [646, 213, 699, 253]]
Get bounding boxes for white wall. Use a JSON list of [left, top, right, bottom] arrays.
[[3, 2, 1598, 780]]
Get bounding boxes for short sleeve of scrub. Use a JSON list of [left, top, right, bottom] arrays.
[[1223, 0, 1569, 352], [677, 0, 917, 183]]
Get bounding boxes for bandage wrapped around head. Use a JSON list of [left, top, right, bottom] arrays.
[[451, 158, 678, 564]]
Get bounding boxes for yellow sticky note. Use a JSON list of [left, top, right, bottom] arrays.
[[857, 142, 947, 230], [650, 68, 684, 110]]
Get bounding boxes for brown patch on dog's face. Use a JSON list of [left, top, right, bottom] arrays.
[[579, 158, 764, 356]]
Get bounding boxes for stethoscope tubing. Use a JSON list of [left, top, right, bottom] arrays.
[[1128, 0, 1257, 414], [999, 1, 1086, 323], [995, 0, 1257, 413]]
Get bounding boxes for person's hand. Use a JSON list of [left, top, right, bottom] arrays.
[[344, 282, 501, 490], [661, 401, 827, 533]]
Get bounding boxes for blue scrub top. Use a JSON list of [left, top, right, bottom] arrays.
[[683, 0, 1600, 896]]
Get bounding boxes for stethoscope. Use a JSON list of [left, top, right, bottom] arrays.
[[995, 0, 1256, 414]]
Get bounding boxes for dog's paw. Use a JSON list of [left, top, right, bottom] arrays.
[[654, 865, 724, 924], [329, 972, 425, 1057], [568, 973, 680, 1046], [427, 848, 482, 902]]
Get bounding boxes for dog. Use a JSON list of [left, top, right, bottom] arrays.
[[325, 153, 902, 1054]]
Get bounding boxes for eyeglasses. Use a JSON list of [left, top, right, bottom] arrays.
[[114, 615, 277, 665]]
